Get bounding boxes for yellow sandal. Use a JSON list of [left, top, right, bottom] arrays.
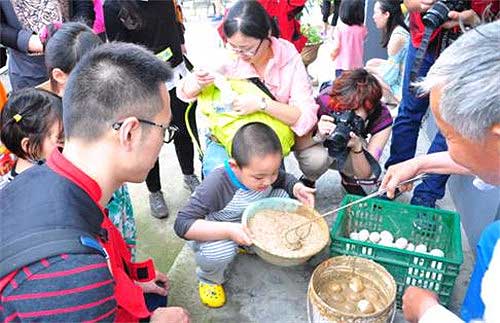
[[198, 281, 226, 308]]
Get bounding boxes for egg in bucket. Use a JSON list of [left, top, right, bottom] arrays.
[[308, 256, 396, 323], [241, 197, 330, 267]]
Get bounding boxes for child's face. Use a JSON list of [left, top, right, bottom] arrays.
[[41, 120, 64, 159], [231, 152, 282, 191]]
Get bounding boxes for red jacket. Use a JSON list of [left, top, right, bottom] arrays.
[[257, 0, 307, 52]]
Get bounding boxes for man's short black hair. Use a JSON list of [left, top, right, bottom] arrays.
[[62, 41, 172, 140], [231, 122, 282, 167]]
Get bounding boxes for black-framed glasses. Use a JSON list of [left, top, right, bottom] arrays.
[[227, 38, 265, 57], [112, 118, 178, 144]]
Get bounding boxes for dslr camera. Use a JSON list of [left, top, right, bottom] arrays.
[[324, 110, 366, 156], [423, 0, 469, 28]]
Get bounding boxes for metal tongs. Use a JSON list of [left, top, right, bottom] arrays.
[[284, 174, 429, 250]]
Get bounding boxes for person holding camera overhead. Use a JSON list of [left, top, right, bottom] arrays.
[[296, 69, 392, 195]]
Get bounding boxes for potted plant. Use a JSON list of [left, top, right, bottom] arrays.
[[300, 23, 323, 67]]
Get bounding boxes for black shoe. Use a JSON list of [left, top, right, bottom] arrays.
[[299, 176, 316, 189]]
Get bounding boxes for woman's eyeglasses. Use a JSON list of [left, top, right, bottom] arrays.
[[227, 38, 265, 57], [112, 118, 178, 144]]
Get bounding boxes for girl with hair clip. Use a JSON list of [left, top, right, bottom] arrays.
[[44, 21, 138, 258], [0, 88, 63, 183], [298, 69, 393, 195], [366, 0, 410, 107], [330, 0, 367, 78]]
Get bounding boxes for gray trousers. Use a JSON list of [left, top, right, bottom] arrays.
[[191, 239, 238, 284], [190, 189, 289, 284]]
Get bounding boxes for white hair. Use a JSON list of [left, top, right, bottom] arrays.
[[416, 21, 500, 141]]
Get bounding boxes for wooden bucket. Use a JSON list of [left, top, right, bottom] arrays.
[[307, 256, 396, 322]]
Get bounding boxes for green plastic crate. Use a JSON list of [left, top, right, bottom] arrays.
[[330, 194, 463, 308]]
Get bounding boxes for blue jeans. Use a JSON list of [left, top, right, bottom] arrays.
[[385, 42, 449, 205], [202, 138, 229, 178]]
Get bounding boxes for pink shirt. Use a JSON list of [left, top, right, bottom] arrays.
[[92, 0, 105, 34], [178, 37, 318, 136], [333, 20, 367, 71]]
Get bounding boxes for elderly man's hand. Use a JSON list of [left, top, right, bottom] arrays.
[[402, 286, 439, 323], [380, 159, 421, 199]]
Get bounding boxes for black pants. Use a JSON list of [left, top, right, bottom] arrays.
[[145, 87, 199, 192], [321, 0, 341, 26]]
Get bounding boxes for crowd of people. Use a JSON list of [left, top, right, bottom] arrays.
[[0, 0, 498, 322]]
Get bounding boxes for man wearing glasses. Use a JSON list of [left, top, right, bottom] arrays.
[[0, 43, 190, 322]]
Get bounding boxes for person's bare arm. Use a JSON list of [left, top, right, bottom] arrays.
[[185, 220, 253, 246], [380, 151, 471, 198]]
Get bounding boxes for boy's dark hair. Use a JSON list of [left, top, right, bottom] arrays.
[[223, 0, 279, 40], [0, 88, 63, 161], [62, 41, 172, 141], [45, 22, 103, 90], [339, 0, 365, 26], [231, 122, 282, 167]]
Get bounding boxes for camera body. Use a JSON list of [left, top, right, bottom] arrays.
[[423, 0, 469, 28], [324, 110, 365, 156]]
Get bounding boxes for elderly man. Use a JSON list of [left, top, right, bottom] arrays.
[[381, 21, 500, 322]]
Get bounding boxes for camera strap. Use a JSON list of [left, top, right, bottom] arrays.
[[337, 149, 382, 186], [247, 77, 277, 101]]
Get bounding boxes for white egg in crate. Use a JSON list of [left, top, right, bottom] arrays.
[[369, 231, 381, 243], [415, 244, 428, 254], [429, 248, 445, 257], [358, 229, 370, 242], [394, 237, 408, 249], [406, 243, 416, 252], [380, 230, 394, 243], [349, 232, 360, 240]]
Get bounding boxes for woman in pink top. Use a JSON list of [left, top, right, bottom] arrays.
[[330, 0, 367, 78], [178, 0, 318, 177]]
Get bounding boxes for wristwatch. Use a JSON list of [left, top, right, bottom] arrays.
[[259, 97, 267, 111]]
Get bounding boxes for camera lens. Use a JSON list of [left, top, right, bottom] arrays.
[[328, 125, 351, 152]]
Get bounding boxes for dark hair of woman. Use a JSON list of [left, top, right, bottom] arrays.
[[339, 0, 365, 26], [377, 0, 409, 48], [328, 69, 382, 113], [45, 22, 103, 90], [0, 88, 63, 161], [223, 0, 279, 40]]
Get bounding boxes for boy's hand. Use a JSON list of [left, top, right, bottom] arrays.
[[293, 182, 316, 208], [228, 223, 253, 246]]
